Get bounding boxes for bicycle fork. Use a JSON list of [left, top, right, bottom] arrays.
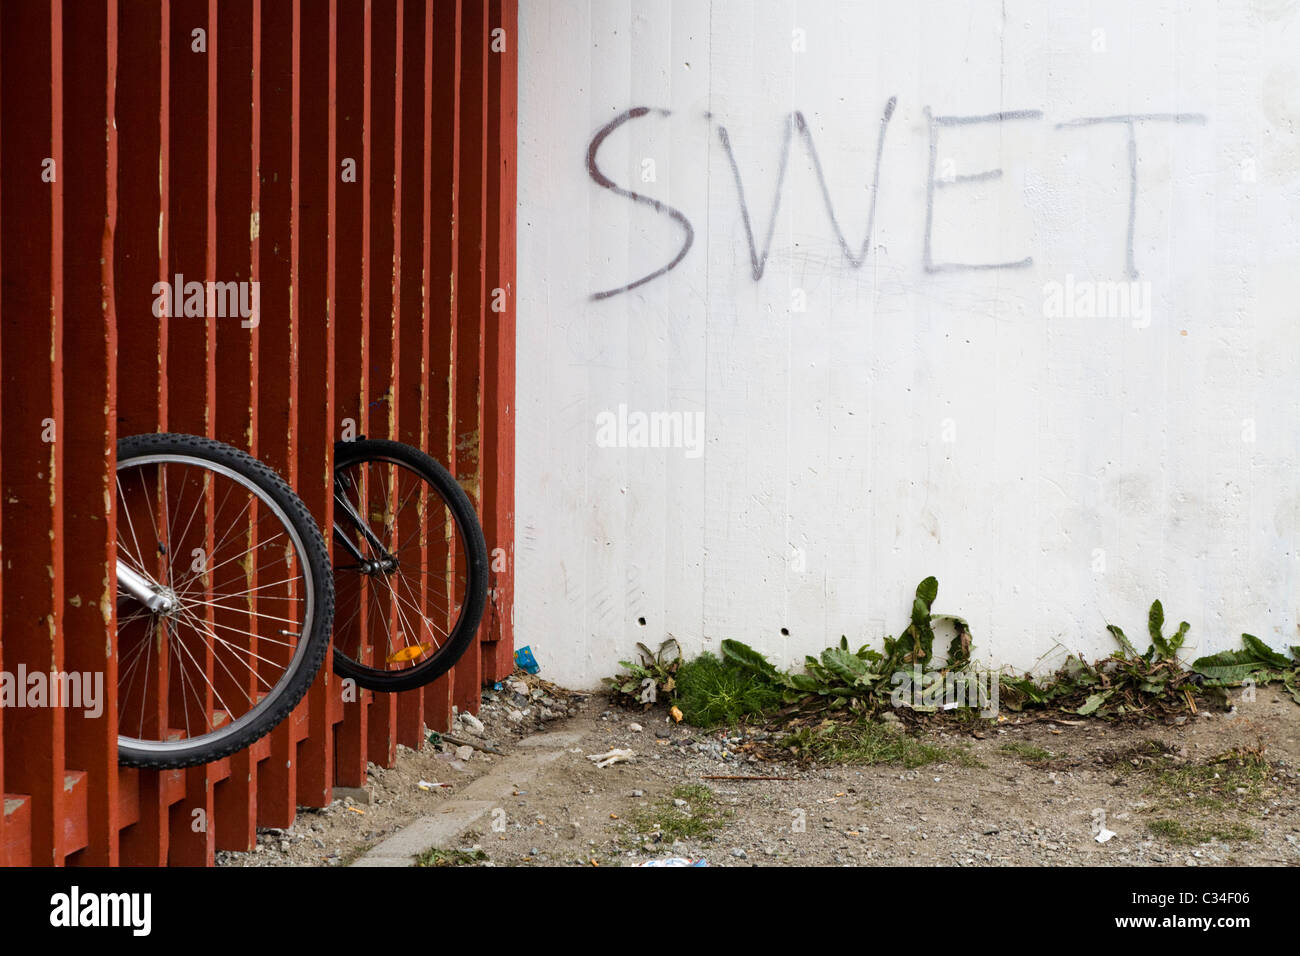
[[332, 478, 397, 572], [116, 560, 175, 614]]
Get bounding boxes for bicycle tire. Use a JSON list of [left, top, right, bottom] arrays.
[[331, 438, 488, 692], [115, 433, 334, 769]]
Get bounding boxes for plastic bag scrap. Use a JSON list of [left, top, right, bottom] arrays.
[[638, 858, 708, 867], [514, 646, 540, 674]]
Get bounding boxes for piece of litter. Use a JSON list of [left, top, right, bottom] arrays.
[[417, 780, 450, 791], [514, 646, 540, 674], [586, 748, 635, 768], [670, 706, 684, 723], [346, 806, 365, 815], [638, 857, 707, 867], [1096, 828, 1116, 844]]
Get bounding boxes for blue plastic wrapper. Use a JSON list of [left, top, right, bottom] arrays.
[[514, 645, 540, 674]]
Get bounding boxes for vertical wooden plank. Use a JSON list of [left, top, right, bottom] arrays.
[[254, 0, 302, 828], [394, 0, 429, 750], [167, 0, 220, 866], [115, 0, 170, 868], [481, 0, 517, 683], [0, 0, 66, 865], [61, 0, 121, 866], [333, 0, 371, 787], [295, 0, 337, 809], [422, 0, 461, 734], [363, 0, 400, 768], [451, 0, 489, 714], [210, 0, 260, 854], [166, 0, 215, 430]]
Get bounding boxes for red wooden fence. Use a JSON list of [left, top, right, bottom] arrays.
[[0, 0, 517, 866]]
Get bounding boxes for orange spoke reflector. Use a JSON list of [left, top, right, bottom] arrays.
[[386, 643, 433, 664]]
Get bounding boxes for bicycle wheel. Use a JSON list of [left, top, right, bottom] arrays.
[[114, 433, 334, 769], [331, 439, 488, 692]]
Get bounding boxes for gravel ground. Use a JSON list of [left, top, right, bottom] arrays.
[[219, 678, 1300, 867]]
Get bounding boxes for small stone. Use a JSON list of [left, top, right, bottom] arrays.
[[507, 709, 524, 723], [629, 722, 643, 733], [455, 745, 474, 761], [731, 848, 747, 859], [460, 712, 485, 735]]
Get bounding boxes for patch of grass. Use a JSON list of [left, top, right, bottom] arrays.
[[628, 784, 729, 843], [1147, 819, 1259, 846], [674, 653, 782, 728], [781, 719, 980, 769], [1099, 739, 1177, 767], [416, 846, 488, 867], [1134, 746, 1274, 814], [1000, 741, 1053, 763]]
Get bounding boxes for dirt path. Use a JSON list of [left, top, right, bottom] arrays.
[[219, 680, 1300, 867]]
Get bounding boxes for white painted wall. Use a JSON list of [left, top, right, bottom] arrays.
[[515, 0, 1300, 690]]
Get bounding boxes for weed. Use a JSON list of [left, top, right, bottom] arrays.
[[628, 784, 729, 843], [604, 588, 1300, 740], [416, 846, 488, 867], [1002, 601, 1212, 718], [781, 719, 979, 769], [1193, 634, 1300, 703], [1000, 741, 1053, 763], [1138, 747, 1274, 813], [674, 653, 781, 728], [1147, 819, 1258, 846], [719, 577, 975, 715], [605, 638, 682, 710]]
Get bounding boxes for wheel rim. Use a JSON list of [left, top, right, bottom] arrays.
[[332, 454, 475, 677], [115, 451, 315, 757]]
